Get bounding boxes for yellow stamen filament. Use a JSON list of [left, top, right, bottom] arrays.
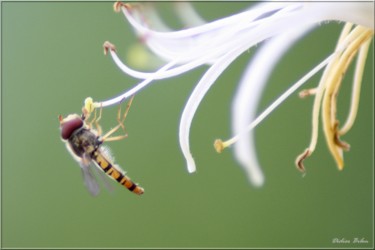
[[321, 26, 373, 170], [297, 24, 373, 171], [338, 38, 372, 135], [305, 23, 355, 157]]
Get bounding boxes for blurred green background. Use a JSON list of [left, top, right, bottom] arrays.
[[1, 2, 373, 248]]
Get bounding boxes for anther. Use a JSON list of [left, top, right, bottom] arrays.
[[214, 137, 239, 153], [333, 121, 350, 151], [214, 139, 225, 153], [295, 148, 311, 173], [103, 41, 117, 55], [113, 2, 131, 13], [299, 88, 317, 98]]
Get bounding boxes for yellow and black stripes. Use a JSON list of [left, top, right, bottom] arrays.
[[93, 151, 144, 195]]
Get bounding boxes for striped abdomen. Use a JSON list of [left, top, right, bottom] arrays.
[[93, 151, 144, 195]]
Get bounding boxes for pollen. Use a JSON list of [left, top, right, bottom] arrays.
[[82, 97, 101, 120], [214, 136, 240, 153], [84, 97, 95, 113], [113, 1, 132, 13], [113, 2, 124, 13], [295, 148, 311, 173], [214, 139, 225, 153], [103, 41, 116, 55]]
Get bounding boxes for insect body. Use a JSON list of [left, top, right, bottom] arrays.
[[59, 97, 144, 196]]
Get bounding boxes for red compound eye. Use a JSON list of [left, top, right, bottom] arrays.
[[60, 115, 83, 140]]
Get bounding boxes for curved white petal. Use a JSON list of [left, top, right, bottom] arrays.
[[120, 2, 373, 63], [121, 2, 302, 61], [232, 25, 314, 187], [103, 3, 311, 108], [122, 2, 293, 40], [99, 61, 176, 107], [174, 2, 206, 27], [179, 42, 254, 173]]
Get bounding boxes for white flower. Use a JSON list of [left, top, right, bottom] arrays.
[[85, 2, 374, 187]]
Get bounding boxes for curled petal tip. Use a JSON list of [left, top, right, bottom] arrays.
[[186, 160, 196, 173], [246, 168, 265, 187]]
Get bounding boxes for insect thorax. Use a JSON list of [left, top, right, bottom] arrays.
[[68, 128, 101, 157]]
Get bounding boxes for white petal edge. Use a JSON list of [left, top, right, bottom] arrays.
[[232, 25, 315, 187], [179, 42, 256, 173], [99, 60, 177, 107]]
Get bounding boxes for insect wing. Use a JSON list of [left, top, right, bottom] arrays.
[[63, 142, 100, 196], [79, 159, 101, 196], [91, 161, 115, 193]]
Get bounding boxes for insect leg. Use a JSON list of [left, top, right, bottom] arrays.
[[93, 104, 103, 136], [118, 95, 135, 131], [101, 96, 134, 142]]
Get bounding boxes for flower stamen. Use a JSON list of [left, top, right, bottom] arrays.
[[298, 23, 356, 167], [299, 88, 317, 98], [103, 41, 116, 55], [297, 24, 373, 171], [321, 25, 373, 170], [214, 136, 240, 153], [333, 121, 351, 151], [338, 38, 372, 136], [295, 148, 311, 173], [114, 1, 130, 13], [214, 47, 339, 155]]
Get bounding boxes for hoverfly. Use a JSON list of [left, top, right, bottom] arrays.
[[58, 96, 144, 196]]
